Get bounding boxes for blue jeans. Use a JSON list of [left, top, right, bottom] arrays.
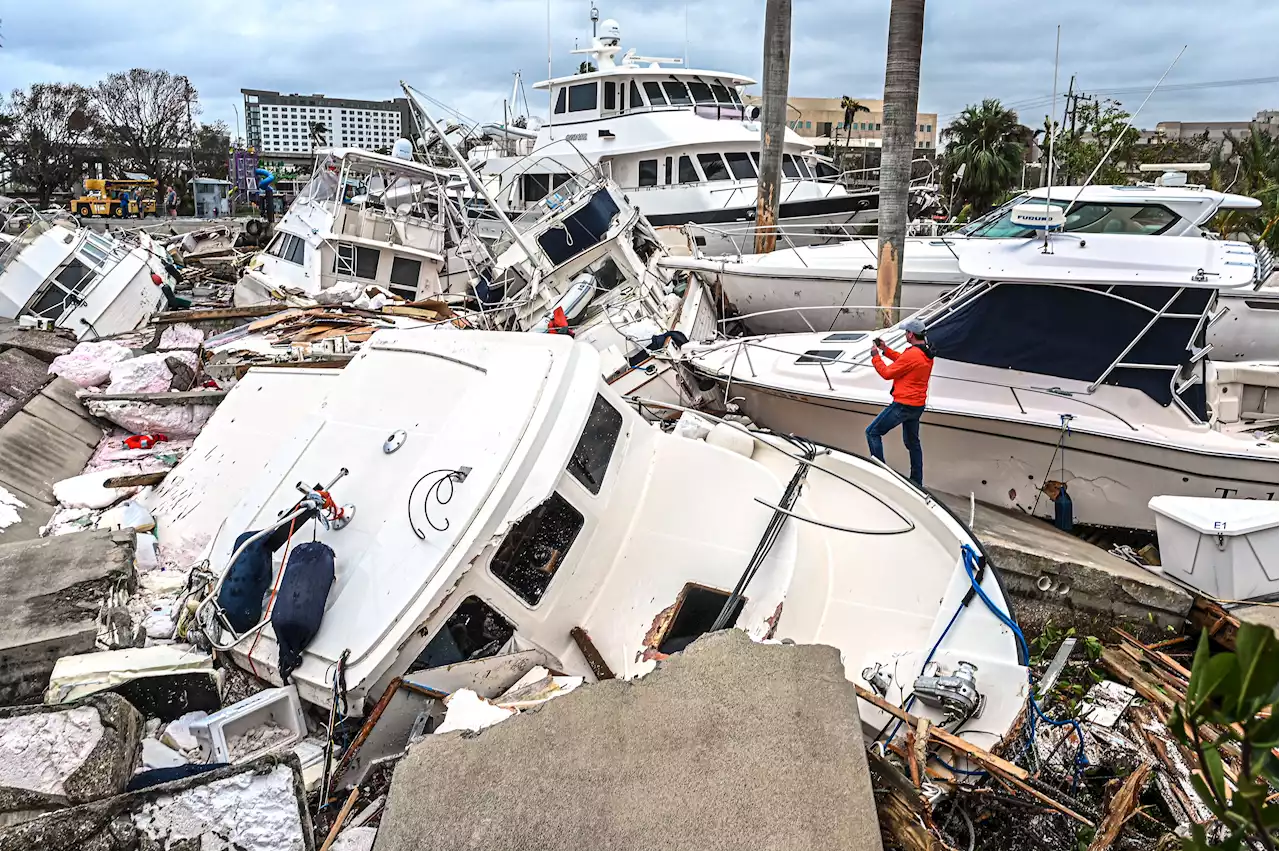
[[865, 402, 925, 486]]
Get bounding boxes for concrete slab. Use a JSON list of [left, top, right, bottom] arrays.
[[0, 754, 313, 851], [375, 630, 884, 851], [0, 349, 50, 403], [0, 529, 135, 705], [1236, 604, 1279, 637], [0, 480, 56, 543], [0, 693, 142, 828], [39, 378, 94, 419], [0, 330, 75, 365], [21, 395, 102, 450], [938, 493, 1193, 637], [0, 408, 99, 506]]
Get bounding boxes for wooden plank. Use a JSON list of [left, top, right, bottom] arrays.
[[1085, 762, 1152, 851], [153, 305, 282, 324], [855, 684, 1029, 781], [82, 390, 229, 405], [569, 626, 615, 680], [1189, 596, 1240, 650], [103, 471, 169, 489], [1100, 647, 1177, 712]]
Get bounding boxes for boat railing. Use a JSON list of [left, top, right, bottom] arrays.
[[491, 169, 606, 258], [698, 333, 1140, 431]]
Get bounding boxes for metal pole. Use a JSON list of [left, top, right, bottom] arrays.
[[1062, 75, 1075, 185], [754, 0, 791, 255], [400, 83, 547, 273]]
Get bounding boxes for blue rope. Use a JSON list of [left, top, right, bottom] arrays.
[[960, 545, 1089, 790]]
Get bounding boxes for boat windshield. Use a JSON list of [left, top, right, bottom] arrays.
[[959, 195, 1180, 238]]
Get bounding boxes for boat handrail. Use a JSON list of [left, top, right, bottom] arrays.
[[624, 395, 917, 534], [696, 336, 1142, 431]]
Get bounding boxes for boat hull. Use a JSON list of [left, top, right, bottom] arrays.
[[707, 377, 1278, 531]]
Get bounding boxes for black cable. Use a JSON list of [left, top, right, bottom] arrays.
[[406, 468, 470, 538]]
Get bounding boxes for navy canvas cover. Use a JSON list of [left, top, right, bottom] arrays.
[[926, 283, 1210, 417], [536, 189, 620, 266], [271, 541, 336, 684]]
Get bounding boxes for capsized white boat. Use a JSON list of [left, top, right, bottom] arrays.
[[181, 330, 1028, 753], [0, 200, 172, 338], [685, 233, 1279, 531], [661, 182, 1278, 362]]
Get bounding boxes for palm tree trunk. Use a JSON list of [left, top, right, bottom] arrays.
[[754, 0, 791, 254], [875, 0, 926, 328]]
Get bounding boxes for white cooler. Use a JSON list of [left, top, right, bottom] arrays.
[[1148, 496, 1280, 601]]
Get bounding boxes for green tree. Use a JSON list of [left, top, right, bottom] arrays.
[[1048, 96, 1139, 186], [308, 121, 329, 154], [839, 95, 870, 172], [1, 83, 98, 207], [939, 98, 1025, 214], [1205, 125, 1278, 250], [191, 121, 230, 179], [1170, 623, 1278, 850]]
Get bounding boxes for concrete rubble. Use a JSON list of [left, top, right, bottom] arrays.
[[374, 630, 885, 851], [0, 693, 142, 828], [0, 754, 313, 851]]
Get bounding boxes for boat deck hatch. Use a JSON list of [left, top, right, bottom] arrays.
[[658, 583, 745, 655], [415, 596, 515, 670]]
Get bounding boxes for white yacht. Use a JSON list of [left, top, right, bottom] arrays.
[[472, 20, 927, 256], [236, 148, 469, 307], [174, 330, 1027, 757], [662, 181, 1278, 361], [0, 200, 172, 338], [686, 234, 1279, 531]]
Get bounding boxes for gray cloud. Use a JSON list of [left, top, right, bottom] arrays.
[[4, 0, 1277, 138]]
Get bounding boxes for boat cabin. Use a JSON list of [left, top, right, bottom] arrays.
[[247, 149, 457, 303]]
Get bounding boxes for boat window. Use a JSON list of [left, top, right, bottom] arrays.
[[602, 82, 617, 112], [687, 81, 715, 105], [335, 242, 380, 280], [724, 152, 756, 180], [813, 160, 840, 179], [628, 81, 643, 110], [553, 88, 567, 115], [567, 82, 598, 113], [664, 156, 673, 184], [80, 233, 112, 268], [710, 82, 735, 105], [822, 332, 867, 342], [28, 259, 92, 318], [662, 80, 692, 106], [283, 234, 306, 265], [678, 155, 700, 184], [698, 153, 731, 181], [728, 87, 743, 105], [962, 199, 1179, 238], [567, 393, 623, 495], [638, 159, 658, 187], [749, 151, 761, 171], [520, 173, 552, 202], [490, 491, 584, 606], [414, 596, 515, 670], [794, 157, 814, 179], [795, 349, 843, 364], [389, 256, 421, 299], [782, 156, 802, 179], [643, 81, 667, 106], [266, 232, 286, 257]]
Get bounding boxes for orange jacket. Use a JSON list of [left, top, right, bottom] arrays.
[[871, 343, 934, 406]]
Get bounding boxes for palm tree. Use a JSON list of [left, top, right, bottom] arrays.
[[754, 0, 792, 254], [309, 121, 329, 154], [940, 99, 1026, 215], [875, 0, 926, 329], [840, 95, 870, 172], [1206, 125, 1278, 248]]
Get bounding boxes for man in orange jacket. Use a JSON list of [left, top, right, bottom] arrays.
[[867, 317, 935, 487]]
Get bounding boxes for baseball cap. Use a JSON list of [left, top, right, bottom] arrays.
[[902, 318, 927, 335]]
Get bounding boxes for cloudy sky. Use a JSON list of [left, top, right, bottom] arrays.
[[3, 0, 1277, 138]]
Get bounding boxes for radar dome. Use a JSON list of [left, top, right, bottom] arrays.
[[392, 138, 414, 160], [598, 18, 621, 44]]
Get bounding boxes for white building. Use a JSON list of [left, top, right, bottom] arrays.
[[241, 89, 411, 158]]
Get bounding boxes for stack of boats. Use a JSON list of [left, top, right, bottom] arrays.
[[1, 35, 1275, 783]]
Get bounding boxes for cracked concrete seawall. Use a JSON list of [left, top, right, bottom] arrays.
[[0, 693, 142, 828], [375, 630, 884, 851]]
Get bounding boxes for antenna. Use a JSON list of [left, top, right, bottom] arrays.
[[1064, 45, 1187, 214], [591, 3, 599, 37], [547, 0, 553, 131], [684, 3, 689, 66], [1043, 24, 1060, 252]]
